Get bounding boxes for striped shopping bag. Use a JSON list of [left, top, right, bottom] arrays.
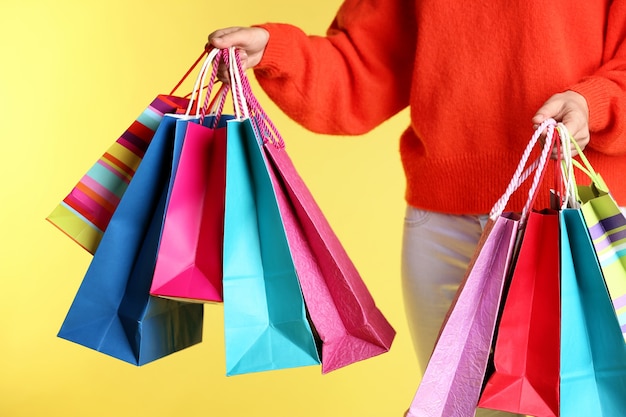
[[46, 53, 206, 254], [580, 192, 626, 339]]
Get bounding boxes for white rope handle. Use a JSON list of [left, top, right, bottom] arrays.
[[226, 47, 249, 120], [183, 47, 221, 117], [490, 118, 557, 222], [556, 123, 579, 209]]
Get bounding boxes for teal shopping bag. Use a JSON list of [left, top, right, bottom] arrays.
[[222, 117, 320, 376], [559, 208, 626, 416], [562, 133, 626, 340]]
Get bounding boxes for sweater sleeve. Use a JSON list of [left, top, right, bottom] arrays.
[[569, 0, 626, 155], [252, 0, 416, 135]]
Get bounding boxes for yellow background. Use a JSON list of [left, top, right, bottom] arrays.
[[0, 1, 417, 416]]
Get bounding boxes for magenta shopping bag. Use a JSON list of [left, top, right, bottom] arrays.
[[265, 143, 396, 373], [150, 118, 228, 302], [150, 50, 234, 303]]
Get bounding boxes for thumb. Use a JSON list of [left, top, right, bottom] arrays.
[[532, 99, 562, 127], [208, 27, 246, 49]]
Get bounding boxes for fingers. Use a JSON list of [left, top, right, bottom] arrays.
[[532, 91, 590, 159], [208, 27, 245, 49], [205, 27, 248, 84], [205, 26, 269, 73], [207, 26, 262, 51]]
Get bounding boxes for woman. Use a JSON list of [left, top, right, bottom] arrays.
[[208, 2, 626, 415]]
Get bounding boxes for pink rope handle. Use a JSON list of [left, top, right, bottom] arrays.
[[231, 49, 285, 149], [520, 122, 555, 224], [211, 83, 230, 129], [199, 53, 221, 123], [490, 118, 557, 224], [221, 48, 248, 120]]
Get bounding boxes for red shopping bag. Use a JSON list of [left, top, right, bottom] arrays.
[[478, 208, 560, 417], [478, 121, 567, 417]]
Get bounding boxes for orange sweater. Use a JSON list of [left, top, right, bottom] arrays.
[[254, 1, 626, 214]]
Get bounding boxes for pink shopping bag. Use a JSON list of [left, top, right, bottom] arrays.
[[150, 50, 230, 303], [265, 143, 396, 372]]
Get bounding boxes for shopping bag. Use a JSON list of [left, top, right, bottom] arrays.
[[231, 52, 396, 372], [559, 207, 626, 416], [406, 119, 557, 417], [222, 87, 320, 375], [570, 140, 626, 340], [57, 114, 204, 365], [46, 52, 207, 254], [477, 125, 571, 417], [265, 143, 396, 372], [150, 72, 232, 302], [150, 118, 228, 302], [477, 208, 560, 417]]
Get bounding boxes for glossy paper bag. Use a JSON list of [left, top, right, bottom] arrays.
[[579, 183, 626, 340], [406, 213, 519, 417], [222, 117, 320, 375], [150, 116, 231, 303], [478, 209, 560, 417], [559, 208, 626, 416]]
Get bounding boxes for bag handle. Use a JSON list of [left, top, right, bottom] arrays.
[[556, 123, 579, 209], [182, 47, 223, 119], [201, 83, 230, 128], [222, 47, 278, 147], [226, 47, 285, 148], [169, 50, 208, 96], [490, 119, 557, 226], [214, 48, 245, 120], [565, 128, 609, 194]]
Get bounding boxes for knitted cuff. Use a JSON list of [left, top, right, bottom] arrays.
[[569, 76, 613, 133], [252, 23, 307, 79]]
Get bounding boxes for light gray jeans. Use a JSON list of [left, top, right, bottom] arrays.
[[401, 206, 521, 417]]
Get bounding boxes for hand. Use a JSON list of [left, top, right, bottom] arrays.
[[207, 26, 270, 83], [532, 90, 590, 158]]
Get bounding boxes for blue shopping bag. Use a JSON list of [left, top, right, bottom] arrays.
[[57, 115, 204, 365], [559, 208, 626, 416], [222, 117, 320, 376]]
